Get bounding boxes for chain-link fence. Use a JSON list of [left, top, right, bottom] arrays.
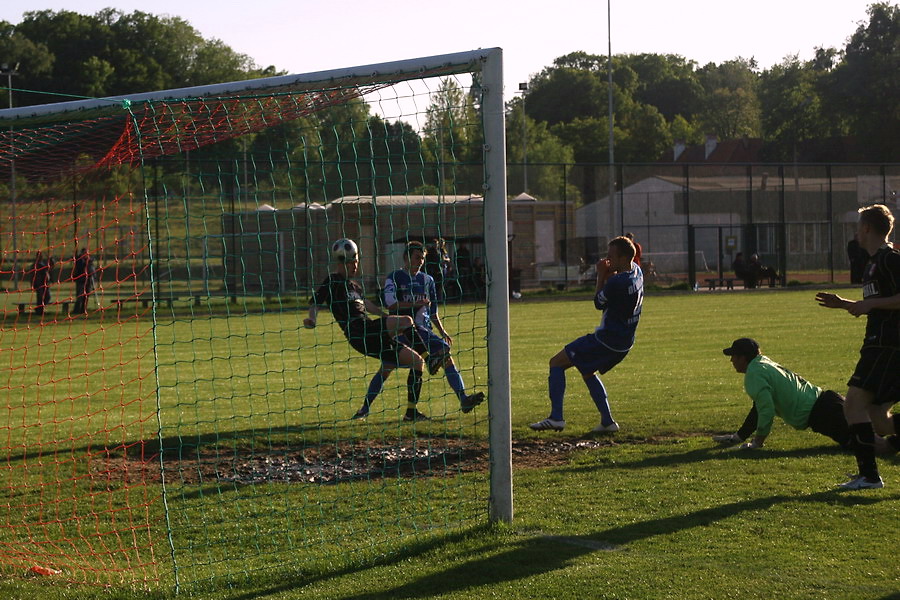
[[505, 162, 900, 290]]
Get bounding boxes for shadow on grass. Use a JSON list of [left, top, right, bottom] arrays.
[[556, 439, 853, 475], [211, 489, 897, 600]]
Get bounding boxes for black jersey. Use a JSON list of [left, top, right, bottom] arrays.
[[311, 273, 369, 335], [861, 245, 900, 348]]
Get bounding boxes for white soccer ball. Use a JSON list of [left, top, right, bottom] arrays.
[[331, 238, 359, 263]]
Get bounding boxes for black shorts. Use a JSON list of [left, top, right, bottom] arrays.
[[346, 319, 406, 364], [807, 390, 851, 449], [848, 346, 900, 406]]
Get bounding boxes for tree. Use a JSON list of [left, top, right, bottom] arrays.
[[8, 9, 262, 106], [696, 58, 762, 138], [506, 98, 575, 200], [824, 2, 900, 161], [758, 56, 838, 161], [618, 53, 704, 122], [420, 77, 482, 194]]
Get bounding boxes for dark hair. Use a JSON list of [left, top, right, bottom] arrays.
[[858, 204, 895, 237], [405, 241, 425, 256], [608, 236, 636, 260]]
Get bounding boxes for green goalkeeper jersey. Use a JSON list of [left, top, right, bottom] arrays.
[[743, 355, 823, 437]]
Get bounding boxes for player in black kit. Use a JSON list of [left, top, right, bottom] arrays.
[[305, 239, 430, 422], [817, 204, 900, 489]]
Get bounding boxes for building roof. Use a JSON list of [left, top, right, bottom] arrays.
[[660, 137, 764, 163], [330, 194, 483, 206]]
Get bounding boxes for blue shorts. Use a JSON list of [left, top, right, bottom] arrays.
[[564, 333, 628, 376], [410, 327, 450, 357]]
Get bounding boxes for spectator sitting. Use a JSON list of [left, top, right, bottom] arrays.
[[732, 252, 751, 287], [748, 253, 778, 288]]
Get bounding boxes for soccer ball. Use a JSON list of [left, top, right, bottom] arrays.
[[331, 238, 359, 263]]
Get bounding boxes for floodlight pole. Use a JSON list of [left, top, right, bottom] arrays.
[[517, 82, 528, 194], [2, 63, 18, 290], [606, 1, 616, 244]]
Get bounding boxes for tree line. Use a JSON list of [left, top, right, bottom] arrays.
[[0, 4, 897, 205]]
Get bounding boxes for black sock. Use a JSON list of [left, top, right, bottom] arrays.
[[887, 435, 900, 453], [850, 422, 879, 480], [407, 369, 423, 407]]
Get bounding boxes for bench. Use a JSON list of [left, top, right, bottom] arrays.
[[704, 278, 735, 291]]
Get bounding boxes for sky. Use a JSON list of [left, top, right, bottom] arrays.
[[0, 0, 880, 101]]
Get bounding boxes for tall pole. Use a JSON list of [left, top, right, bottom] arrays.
[[2, 64, 19, 289], [606, 1, 616, 244], [518, 82, 528, 194], [482, 48, 512, 524]]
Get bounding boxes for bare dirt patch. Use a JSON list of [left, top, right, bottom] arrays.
[[96, 437, 624, 486]]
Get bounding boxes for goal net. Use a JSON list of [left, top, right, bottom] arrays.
[[0, 48, 510, 592]]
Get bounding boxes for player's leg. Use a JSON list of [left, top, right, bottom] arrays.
[[840, 385, 882, 489], [529, 349, 573, 431], [382, 315, 414, 337], [868, 403, 900, 451], [576, 347, 627, 434], [354, 364, 394, 419], [394, 345, 428, 421], [584, 373, 618, 432], [420, 330, 483, 413]]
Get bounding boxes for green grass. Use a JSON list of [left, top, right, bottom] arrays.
[[1, 288, 898, 599]]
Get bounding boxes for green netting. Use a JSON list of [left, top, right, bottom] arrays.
[[0, 51, 506, 592]]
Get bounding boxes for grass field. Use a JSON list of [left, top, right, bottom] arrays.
[[1, 288, 898, 600]]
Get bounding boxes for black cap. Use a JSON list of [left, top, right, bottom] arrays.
[[723, 338, 760, 358]]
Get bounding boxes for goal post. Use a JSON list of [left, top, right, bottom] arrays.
[[0, 48, 511, 592]]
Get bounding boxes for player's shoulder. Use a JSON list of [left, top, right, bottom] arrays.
[[881, 245, 900, 263]]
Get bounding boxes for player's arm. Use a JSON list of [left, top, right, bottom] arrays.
[[431, 313, 452, 344], [712, 405, 757, 444], [848, 292, 900, 316], [303, 305, 319, 329], [743, 383, 775, 449], [382, 275, 401, 312], [304, 283, 328, 328], [364, 298, 388, 318], [595, 258, 614, 294], [815, 291, 855, 311]]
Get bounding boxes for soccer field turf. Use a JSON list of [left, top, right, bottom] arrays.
[[2, 288, 898, 599]]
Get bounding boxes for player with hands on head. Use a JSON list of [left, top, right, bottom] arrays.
[[361, 241, 484, 418], [816, 203, 900, 490], [304, 238, 430, 422], [530, 236, 643, 433], [714, 338, 855, 452]]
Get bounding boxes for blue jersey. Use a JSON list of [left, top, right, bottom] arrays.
[[383, 269, 438, 330], [593, 264, 643, 352]]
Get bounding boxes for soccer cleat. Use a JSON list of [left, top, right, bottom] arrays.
[[529, 418, 565, 432], [592, 420, 620, 433], [352, 405, 370, 420], [460, 392, 485, 414], [837, 474, 884, 490], [403, 409, 431, 422], [426, 352, 447, 376]]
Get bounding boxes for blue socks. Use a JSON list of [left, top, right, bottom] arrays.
[[365, 371, 386, 406], [548, 367, 566, 420], [585, 374, 614, 426], [445, 364, 466, 401]]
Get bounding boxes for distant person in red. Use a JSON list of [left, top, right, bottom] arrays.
[[31, 251, 54, 315], [624, 232, 642, 266]]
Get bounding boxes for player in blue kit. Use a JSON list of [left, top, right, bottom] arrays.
[[352, 241, 485, 420], [530, 236, 643, 433]]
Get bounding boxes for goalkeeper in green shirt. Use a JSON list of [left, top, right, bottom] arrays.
[[713, 338, 853, 450]]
